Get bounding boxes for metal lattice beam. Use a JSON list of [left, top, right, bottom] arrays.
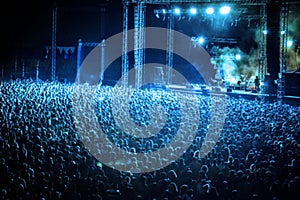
[[122, 2, 129, 87], [128, 0, 268, 5], [258, 3, 267, 82], [51, 6, 57, 82], [134, 1, 145, 88], [278, 0, 289, 102], [166, 12, 174, 85]]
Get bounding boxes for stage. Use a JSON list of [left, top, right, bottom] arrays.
[[167, 84, 300, 105]]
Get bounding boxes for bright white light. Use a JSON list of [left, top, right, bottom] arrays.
[[162, 9, 166, 14], [281, 30, 286, 35], [263, 30, 268, 35], [220, 6, 231, 15], [235, 54, 241, 60], [198, 37, 205, 44], [206, 7, 214, 15], [190, 7, 197, 15], [174, 8, 181, 15], [287, 40, 293, 47]]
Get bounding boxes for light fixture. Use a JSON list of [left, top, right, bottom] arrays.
[[206, 7, 214, 15], [220, 6, 231, 15], [189, 7, 197, 15], [174, 7, 181, 15], [287, 40, 293, 47], [198, 37, 205, 45], [235, 54, 241, 60]]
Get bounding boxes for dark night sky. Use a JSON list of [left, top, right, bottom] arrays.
[[0, 0, 122, 63]]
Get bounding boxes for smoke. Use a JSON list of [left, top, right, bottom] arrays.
[[287, 6, 300, 72], [211, 46, 259, 84], [205, 5, 300, 82]]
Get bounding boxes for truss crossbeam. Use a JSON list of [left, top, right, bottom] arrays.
[[127, 0, 268, 5]]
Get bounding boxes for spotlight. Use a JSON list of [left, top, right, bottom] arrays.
[[220, 6, 231, 15], [206, 7, 214, 15], [174, 7, 181, 15], [198, 37, 205, 45], [235, 54, 241, 60], [189, 7, 197, 15], [287, 40, 293, 47]]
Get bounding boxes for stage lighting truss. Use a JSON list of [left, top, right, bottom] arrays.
[[191, 36, 238, 48], [130, 0, 267, 5], [153, 4, 261, 26]]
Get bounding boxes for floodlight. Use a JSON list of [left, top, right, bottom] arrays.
[[220, 6, 231, 15], [206, 7, 214, 15], [198, 37, 205, 44], [174, 7, 181, 15], [190, 7, 197, 15], [287, 40, 293, 47]]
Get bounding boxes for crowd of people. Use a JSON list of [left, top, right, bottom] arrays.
[[0, 79, 299, 200]]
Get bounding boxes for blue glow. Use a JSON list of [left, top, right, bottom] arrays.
[[235, 54, 241, 60], [198, 37, 205, 44], [220, 6, 231, 15], [206, 7, 214, 15], [174, 8, 181, 15], [189, 7, 197, 15], [287, 40, 293, 47]]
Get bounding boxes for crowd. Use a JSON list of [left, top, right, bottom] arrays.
[[0, 79, 299, 200]]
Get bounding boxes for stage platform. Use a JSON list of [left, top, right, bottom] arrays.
[[167, 84, 300, 106]]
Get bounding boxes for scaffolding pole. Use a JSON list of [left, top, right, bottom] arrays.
[[259, 3, 267, 82], [77, 39, 83, 82], [122, 1, 129, 87], [51, 5, 57, 82], [134, 1, 145, 88], [100, 40, 106, 84], [278, 0, 289, 103], [166, 8, 174, 86]]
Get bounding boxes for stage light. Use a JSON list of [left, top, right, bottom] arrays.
[[263, 30, 268, 35], [287, 40, 293, 47], [235, 54, 241, 60], [198, 37, 205, 45], [174, 7, 181, 15], [206, 7, 214, 15], [162, 9, 166, 14], [220, 6, 231, 15], [189, 7, 197, 15]]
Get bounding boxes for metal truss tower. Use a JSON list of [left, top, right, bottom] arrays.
[[122, 1, 129, 87], [258, 3, 267, 83], [51, 5, 57, 82], [166, 7, 174, 85], [278, 0, 289, 102], [134, 1, 146, 88]]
